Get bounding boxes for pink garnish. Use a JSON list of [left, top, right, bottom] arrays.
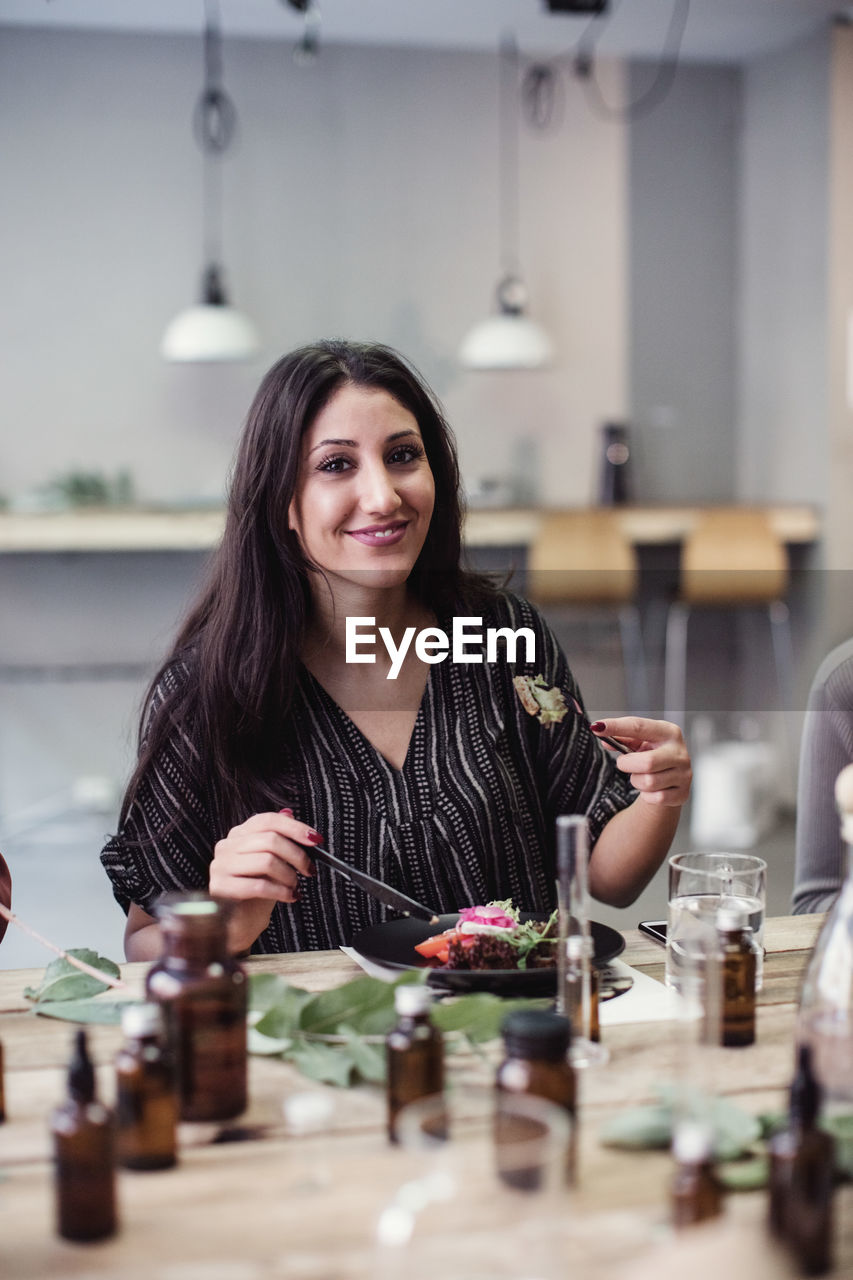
[[457, 905, 516, 930]]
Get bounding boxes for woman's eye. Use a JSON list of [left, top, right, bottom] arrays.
[[388, 444, 424, 465], [316, 454, 352, 473]]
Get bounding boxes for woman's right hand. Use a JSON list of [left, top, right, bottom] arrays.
[[208, 808, 320, 953]]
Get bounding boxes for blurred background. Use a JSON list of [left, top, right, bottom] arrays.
[[1, 0, 851, 965]]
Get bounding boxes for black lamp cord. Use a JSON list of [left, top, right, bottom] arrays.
[[194, 0, 237, 277]]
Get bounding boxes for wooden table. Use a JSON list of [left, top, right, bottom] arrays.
[[0, 915, 846, 1278]]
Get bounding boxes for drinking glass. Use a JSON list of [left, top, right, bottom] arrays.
[[666, 851, 767, 992], [376, 1085, 571, 1279], [556, 815, 609, 1067]]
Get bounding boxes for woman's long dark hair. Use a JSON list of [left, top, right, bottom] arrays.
[[122, 340, 495, 833]]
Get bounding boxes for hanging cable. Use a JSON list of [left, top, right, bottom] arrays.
[[521, 0, 691, 131]]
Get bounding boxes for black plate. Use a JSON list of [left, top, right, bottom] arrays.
[[350, 913, 625, 996]]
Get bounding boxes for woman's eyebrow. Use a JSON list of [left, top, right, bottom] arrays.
[[307, 429, 420, 457]]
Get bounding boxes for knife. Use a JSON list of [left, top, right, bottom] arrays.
[[306, 844, 440, 924]]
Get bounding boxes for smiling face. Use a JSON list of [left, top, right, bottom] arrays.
[[288, 383, 436, 598]]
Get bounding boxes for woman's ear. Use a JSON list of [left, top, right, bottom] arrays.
[[287, 500, 298, 534]]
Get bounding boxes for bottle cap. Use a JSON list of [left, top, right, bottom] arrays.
[[715, 903, 747, 934], [672, 1120, 714, 1164], [121, 1002, 164, 1039], [283, 1090, 335, 1135], [394, 984, 434, 1017], [68, 1028, 96, 1104], [501, 1009, 571, 1061]]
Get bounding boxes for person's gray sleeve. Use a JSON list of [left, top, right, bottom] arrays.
[[793, 639, 853, 913]]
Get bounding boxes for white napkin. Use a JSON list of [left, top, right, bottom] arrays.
[[340, 947, 675, 1025]]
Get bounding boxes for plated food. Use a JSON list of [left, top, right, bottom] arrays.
[[413, 901, 558, 972]]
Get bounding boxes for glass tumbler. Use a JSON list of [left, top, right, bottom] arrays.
[[666, 851, 767, 992]]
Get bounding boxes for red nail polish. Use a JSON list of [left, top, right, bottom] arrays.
[[306, 830, 323, 845], [279, 807, 293, 816], [590, 721, 605, 732]]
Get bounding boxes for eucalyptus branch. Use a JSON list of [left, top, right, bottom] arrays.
[[0, 903, 126, 989]]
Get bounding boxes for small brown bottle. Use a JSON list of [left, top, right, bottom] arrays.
[[768, 1044, 835, 1275], [145, 893, 247, 1123], [115, 1002, 178, 1170], [716, 905, 758, 1047], [496, 1009, 576, 1184], [51, 1028, 117, 1242], [671, 1120, 723, 1229], [386, 984, 444, 1143]]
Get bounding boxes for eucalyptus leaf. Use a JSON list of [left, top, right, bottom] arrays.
[[288, 1038, 358, 1088], [248, 972, 295, 1015], [716, 1152, 769, 1191], [253, 984, 315, 1041], [600, 1103, 673, 1150], [247, 1026, 294, 1056], [23, 950, 121, 1003], [299, 976, 400, 1037], [34, 999, 129, 1025], [338, 1024, 386, 1084], [824, 1112, 853, 1179], [600, 1090, 760, 1162], [431, 993, 548, 1044]]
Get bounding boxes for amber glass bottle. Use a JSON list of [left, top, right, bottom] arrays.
[[716, 905, 758, 1047], [671, 1121, 723, 1229], [496, 1009, 576, 1184], [768, 1044, 835, 1275], [115, 1002, 178, 1170], [145, 894, 247, 1122], [51, 1029, 117, 1242], [386, 984, 444, 1143]]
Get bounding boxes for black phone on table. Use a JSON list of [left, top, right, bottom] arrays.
[[638, 920, 667, 945]]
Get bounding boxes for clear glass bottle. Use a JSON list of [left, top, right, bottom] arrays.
[[716, 904, 758, 1047], [145, 893, 247, 1123], [385, 985, 444, 1144], [670, 1120, 723, 1229], [768, 1044, 835, 1276], [797, 763, 853, 1114], [50, 1028, 118, 1242], [115, 1002, 178, 1170], [496, 1008, 576, 1184]]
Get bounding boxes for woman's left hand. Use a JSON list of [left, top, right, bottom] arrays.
[[591, 716, 692, 808]]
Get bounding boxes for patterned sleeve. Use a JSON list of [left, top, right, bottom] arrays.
[[498, 592, 637, 844], [100, 663, 219, 916]]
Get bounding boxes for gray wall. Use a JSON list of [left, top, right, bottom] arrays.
[[738, 30, 830, 511], [0, 28, 626, 511], [628, 62, 740, 503]]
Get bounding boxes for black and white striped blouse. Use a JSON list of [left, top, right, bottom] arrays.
[[101, 592, 637, 952]]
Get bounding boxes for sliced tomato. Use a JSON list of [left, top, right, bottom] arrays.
[[414, 927, 463, 959]]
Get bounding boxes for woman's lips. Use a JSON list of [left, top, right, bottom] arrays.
[[346, 521, 409, 547]]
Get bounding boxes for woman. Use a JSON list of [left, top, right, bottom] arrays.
[[101, 341, 691, 959], [793, 637, 853, 914]]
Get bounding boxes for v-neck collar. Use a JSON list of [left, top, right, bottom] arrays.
[[300, 658, 438, 787]]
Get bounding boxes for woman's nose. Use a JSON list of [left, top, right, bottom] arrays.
[[358, 464, 402, 515]]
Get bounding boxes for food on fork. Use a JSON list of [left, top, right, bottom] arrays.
[[512, 675, 569, 726], [413, 900, 558, 971]]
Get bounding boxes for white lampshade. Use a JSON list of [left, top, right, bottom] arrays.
[[460, 311, 553, 371], [160, 301, 259, 362]]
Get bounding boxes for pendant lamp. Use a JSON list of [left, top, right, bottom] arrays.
[[459, 37, 553, 371], [161, 0, 259, 363]]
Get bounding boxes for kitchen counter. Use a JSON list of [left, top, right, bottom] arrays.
[[0, 504, 820, 554]]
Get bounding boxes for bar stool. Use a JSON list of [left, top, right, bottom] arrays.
[[526, 510, 649, 714], [663, 508, 794, 728]]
